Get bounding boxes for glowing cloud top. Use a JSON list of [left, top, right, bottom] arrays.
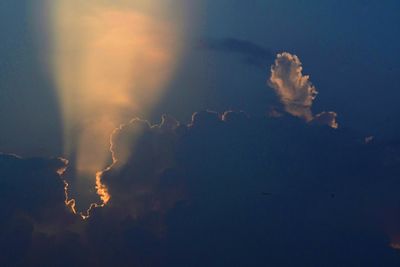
[[269, 52, 338, 129]]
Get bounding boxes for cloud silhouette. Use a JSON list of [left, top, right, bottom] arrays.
[[1, 111, 400, 266], [86, 111, 399, 266], [0, 154, 81, 266]]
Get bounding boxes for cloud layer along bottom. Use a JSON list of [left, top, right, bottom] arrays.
[[1, 111, 400, 266]]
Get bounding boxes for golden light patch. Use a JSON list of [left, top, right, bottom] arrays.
[[37, 0, 186, 216]]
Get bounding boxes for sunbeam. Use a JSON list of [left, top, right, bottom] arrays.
[[37, 0, 187, 215]]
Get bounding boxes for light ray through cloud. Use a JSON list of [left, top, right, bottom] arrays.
[[36, 0, 188, 215]]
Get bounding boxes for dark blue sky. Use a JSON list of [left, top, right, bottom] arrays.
[[158, 0, 400, 135], [0, 0, 62, 157]]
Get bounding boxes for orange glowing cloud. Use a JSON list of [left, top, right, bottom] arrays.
[[268, 52, 338, 128]]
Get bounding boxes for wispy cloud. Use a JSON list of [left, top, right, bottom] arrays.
[[199, 37, 273, 68]]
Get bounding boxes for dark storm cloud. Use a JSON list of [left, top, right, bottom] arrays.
[[1, 111, 400, 266], [0, 154, 82, 266], [99, 115, 185, 220], [0, 153, 66, 217], [88, 111, 400, 266], [199, 37, 274, 68]]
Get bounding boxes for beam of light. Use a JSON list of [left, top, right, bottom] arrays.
[[62, 123, 117, 219], [37, 0, 187, 217]]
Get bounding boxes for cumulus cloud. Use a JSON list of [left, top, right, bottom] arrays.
[[1, 111, 400, 266], [269, 52, 338, 128], [269, 52, 317, 121], [98, 114, 185, 221], [87, 111, 399, 266], [0, 154, 67, 217], [0, 154, 80, 266]]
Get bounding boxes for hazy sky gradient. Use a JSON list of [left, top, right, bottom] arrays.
[[1, 0, 400, 155]]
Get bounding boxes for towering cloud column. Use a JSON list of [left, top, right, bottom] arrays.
[[269, 52, 338, 128]]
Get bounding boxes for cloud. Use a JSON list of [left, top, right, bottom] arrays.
[[268, 52, 339, 128], [200, 38, 274, 68], [312, 111, 339, 129], [0, 153, 80, 266], [41, 0, 187, 212], [0, 153, 67, 217], [98, 114, 185, 221], [1, 111, 400, 266], [87, 111, 399, 266], [268, 52, 317, 121]]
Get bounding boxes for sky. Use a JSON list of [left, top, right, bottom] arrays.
[[1, 0, 400, 266], [1, 0, 400, 155]]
